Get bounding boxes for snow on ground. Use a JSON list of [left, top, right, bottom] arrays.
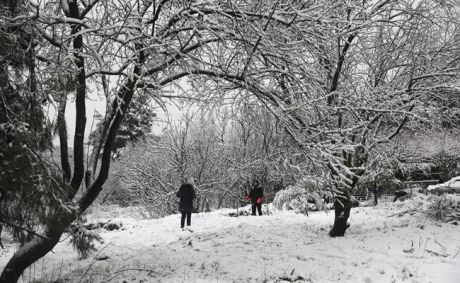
[[1, 195, 460, 283]]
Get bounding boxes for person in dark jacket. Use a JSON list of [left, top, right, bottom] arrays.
[[249, 179, 263, 216], [177, 178, 196, 228]]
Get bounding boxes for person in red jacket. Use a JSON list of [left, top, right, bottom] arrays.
[[249, 179, 263, 216]]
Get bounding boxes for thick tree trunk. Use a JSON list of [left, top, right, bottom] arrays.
[[0, 207, 75, 282], [0, 235, 59, 282], [0, 212, 73, 283], [329, 191, 352, 237]]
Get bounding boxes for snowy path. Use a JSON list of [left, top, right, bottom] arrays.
[[1, 198, 460, 282]]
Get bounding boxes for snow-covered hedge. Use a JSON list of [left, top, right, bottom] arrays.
[[426, 194, 460, 222], [273, 185, 312, 213], [273, 178, 332, 214]]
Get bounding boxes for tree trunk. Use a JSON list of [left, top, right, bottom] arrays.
[[373, 181, 378, 206], [217, 191, 228, 209], [0, 237, 56, 282], [0, 207, 75, 282], [0, 225, 3, 249], [0, 219, 70, 283], [329, 191, 351, 237]]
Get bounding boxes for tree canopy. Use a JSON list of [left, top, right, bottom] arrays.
[[0, 0, 459, 281]]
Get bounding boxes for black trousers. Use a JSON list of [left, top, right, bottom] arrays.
[[181, 211, 192, 228], [252, 202, 262, 216]]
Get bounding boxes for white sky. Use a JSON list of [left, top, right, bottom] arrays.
[[48, 93, 184, 147]]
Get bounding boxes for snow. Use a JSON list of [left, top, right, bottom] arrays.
[[427, 176, 460, 193], [1, 196, 460, 283]]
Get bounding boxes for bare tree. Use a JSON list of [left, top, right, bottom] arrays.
[[113, 101, 297, 213]]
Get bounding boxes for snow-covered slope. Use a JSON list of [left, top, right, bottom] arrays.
[[1, 196, 459, 283]]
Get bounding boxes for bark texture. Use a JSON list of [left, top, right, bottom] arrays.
[[329, 191, 352, 237], [0, 211, 74, 282]]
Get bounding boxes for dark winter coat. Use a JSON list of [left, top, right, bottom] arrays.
[[249, 185, 263, 203], [177, 183, 196, 212]]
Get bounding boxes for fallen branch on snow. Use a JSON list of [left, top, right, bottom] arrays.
[[425, 249, 448, 257], [453, 249, 460, 259], [387, 209, 415, 217], [276, 275, 309, 282]]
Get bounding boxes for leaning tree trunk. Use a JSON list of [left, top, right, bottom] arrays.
[[329, 190, 352, 237], [0, 211, 74, 282], [0, 234, 60, 282]]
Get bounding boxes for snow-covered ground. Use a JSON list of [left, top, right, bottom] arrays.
[[1, 195, 460, 283]]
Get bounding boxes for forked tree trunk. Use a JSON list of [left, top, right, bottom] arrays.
[[329, 191, 352, 237], [0, 66, 139, 283]]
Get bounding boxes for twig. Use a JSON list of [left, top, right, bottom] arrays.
[[453, 248, 460, 259], [0, 218, 51, 241], [422, 238, 429, 256], [99, 264, 128, 283], [426, 249, 448, 257], [434, 239, 446, 250], [277, 275, 306, 282], [100, 273, 122, 283], [78, 242, 112, 283], [446, 213, 460, 222], [387, 209, 411, 217], [41, 257, 45, 280], [49, 263, 55, 282], [57, 258, 64, 282], [114, 268, 156, 274]]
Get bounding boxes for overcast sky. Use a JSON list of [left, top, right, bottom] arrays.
[[48, 93, 185, 147]]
